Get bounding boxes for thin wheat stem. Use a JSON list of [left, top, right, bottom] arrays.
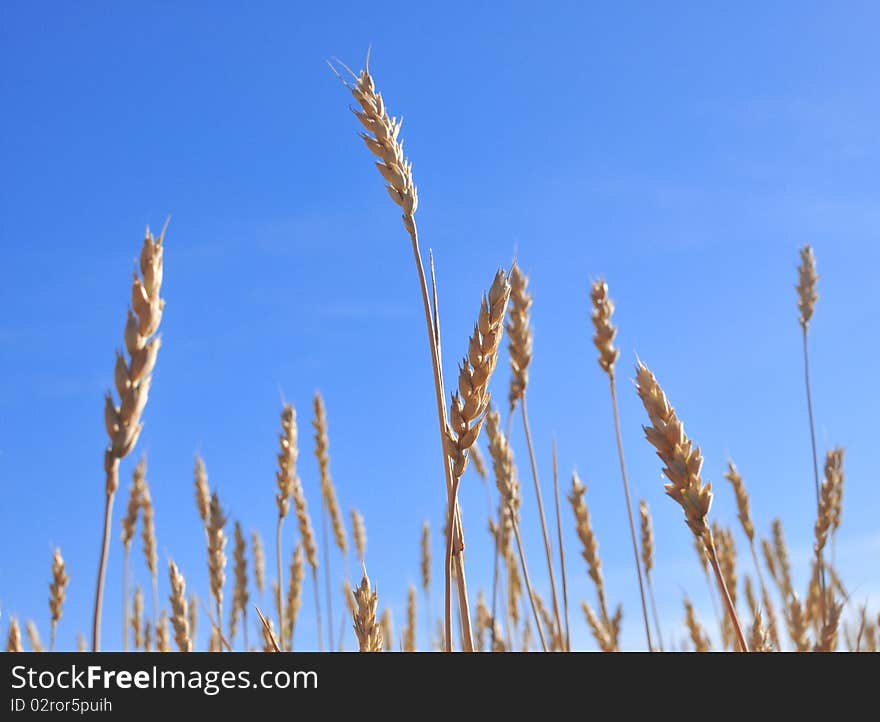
[[802, 326, 827, 621], [311, 567, 323, 651], [551, 439, 570, 651], [520, 393, 563, 647], [706, 535, 749, 652], [510, 515, 548, 652], [92, 482, 117, 651], [646, 571, 664, 651], [320, 506, 334, 651], [122, 548, 130, 652], [608, 378, 654, 651], [275, 516, 284, 650]]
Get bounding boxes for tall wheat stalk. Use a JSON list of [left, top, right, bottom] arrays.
[[591, 279, 653, 651], [635, 360, 748, 652], [93, 225, 164, 651], [332, 54, 473, 649], [639, 499, 664, 651], [120, 457, 143, 651], [49, 548, 69, 652], [274, 403, 298, 648], [551, 439, 570, 651], [506, 263, 563, 645], [796, 244, 826, 617]]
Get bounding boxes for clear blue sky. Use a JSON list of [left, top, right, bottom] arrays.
[[1, 1, 878, 651]]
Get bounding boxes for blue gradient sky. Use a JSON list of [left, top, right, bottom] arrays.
[[1, 1, 878, 651]]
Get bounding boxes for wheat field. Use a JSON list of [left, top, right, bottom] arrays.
[[2, 54, 878, 655]]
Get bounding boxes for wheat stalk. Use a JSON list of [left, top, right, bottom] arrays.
[[120, 456, 143, 651], [569, 472, 620, 651], [168, 560, 191, 652], [231, 521, 249, 650], [485, 406, 547, 651], [380, 607, 394, 651], [639, 499, 664, 651], [333, 52, 476, 654], [285, 544, 304, 650], [275, 403, 298, 649], [683, 596, 711, 652], [251, 530, 266, 600], [786, 594, 811, 651], [77, 633, 86, 652], [749, 609, 773, 652], [635, 360, 748, 651], [206, 491, 228, 639], [352, 571, 382, 652], [156, 611, 169, 652], [194, 454, 210, 526], [139, 463, 158, 631], [503, 263, 563, 647], [551, 439, 570, 651], [6, 617, 23, 652], [93, 225, 164, 651], [771, 519, 794, 602], [592, 278, 652, 651], [49, 547, 69, 651], [132, 585, 143, 650], [796, 244, 827, 615], [26, 620, 44, 652], [290, 444, 321, 651], [351, 508, 367, 564], [723, 460, 775, 645], [404, 584, 417, 652], [188, 593, 198, 648]]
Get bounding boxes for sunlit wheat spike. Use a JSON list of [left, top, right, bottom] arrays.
[[634, 361, 712, 541], [49, 547, 69, 650], [485, 407, 521, 524], [796, 244, 818, 328], [168, 560, 191, 652], [683, 597, 711, 652], [207, 492, 228, 623], [231, 521, 249, 643], [284, 544, 304, 650], [506, 544, 522, 627], [77, 633, 86, 652], [815, 448, 844, 556], [292, 465, 318, 572], [447, 269, 512, 478], [313, 392, 348, 553], [568, 473, 610, 625], [420, 520, 431, 593], [341, 54, 419, 236], [102, 227, 164, 492], [786, 595, 811, 651], [581, 600, 620, 652], [380, 608, 394, 652], [194, 454, 210, 526], [261, 617, 278, 653], [132, 586, 143, 650], [771, 519, 794, 600], [188, 593, 198, 646], [156, 611, 170, 652], [6, 618, 23, 652], [749, 609, 773, 652], [638, 500, 654, 576], [351, 508, 367, 563], [507, 262, 533, 410], [94, 225, 165, 651], [404, 584, 417, 652], [26, 620, 44, 652], [139, 466, 157, 581], [276, 403, 298, 519], [352, 571, 382, 652], [475, 589, 490, 651], [723, 461, 754, 542], [590, 278, 620, 377], [251, 530, 266, 596], [121, 457, 144, 548]]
